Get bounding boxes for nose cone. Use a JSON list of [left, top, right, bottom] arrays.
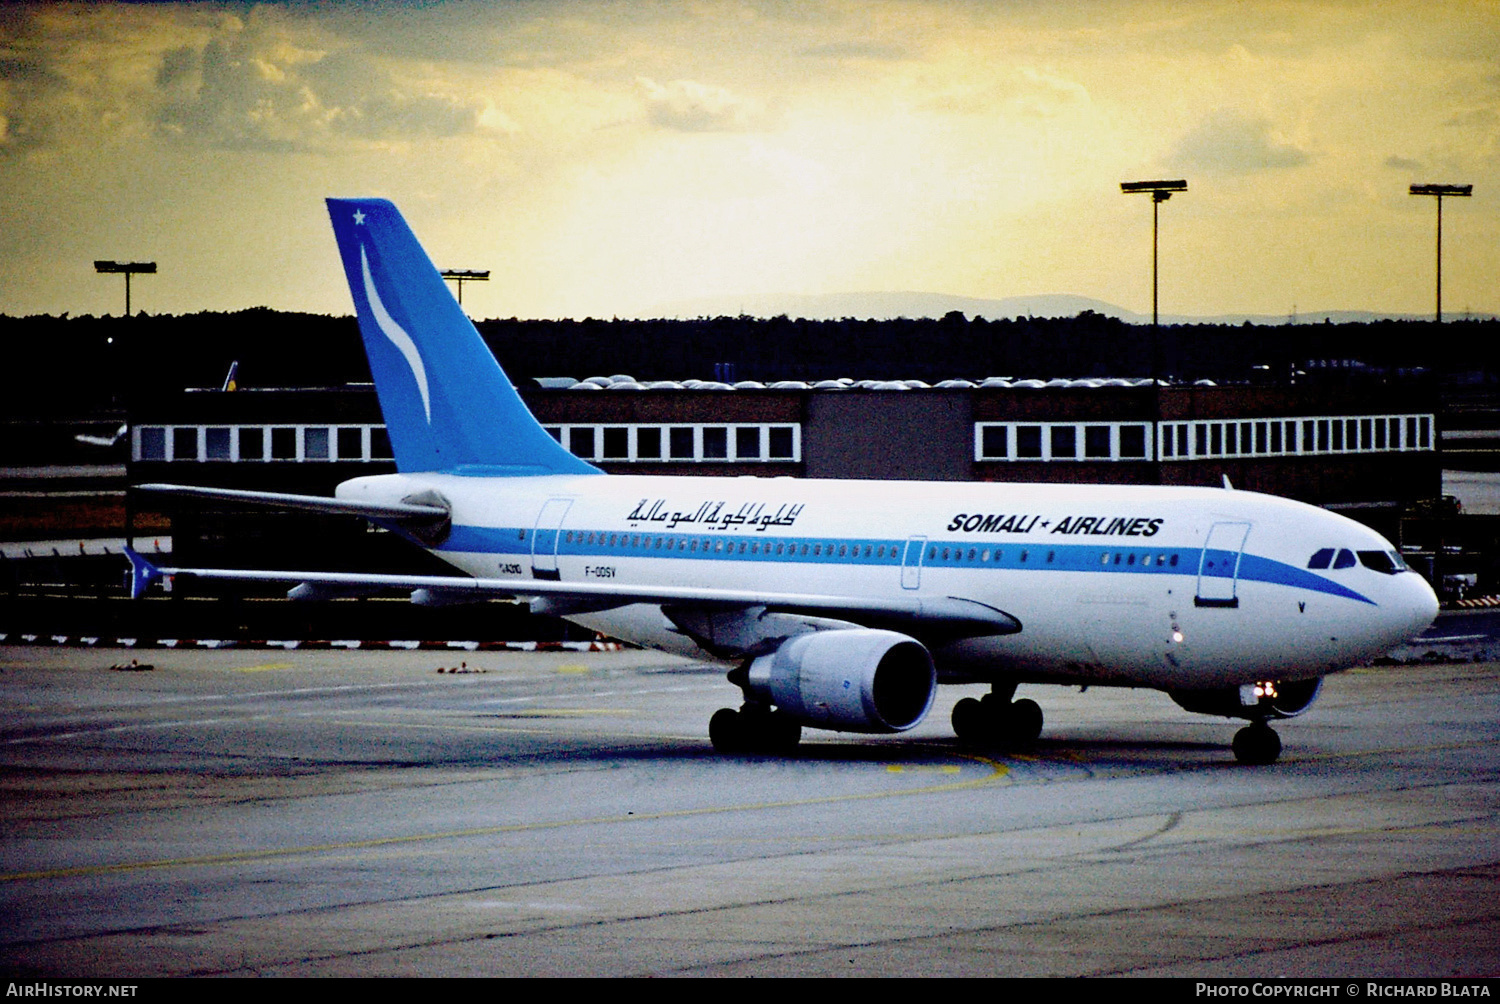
[[1372, 571, 1440, 655], [1403, 572, 1441, 638]]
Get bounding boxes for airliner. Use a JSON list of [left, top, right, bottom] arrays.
[[127, 198, 1439, 765]]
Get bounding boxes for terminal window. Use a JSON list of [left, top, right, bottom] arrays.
[[976, 422, 1153, 462], [542, 423, 801, 463], [134, 423, 388, 463], [1154, 412, 1435, 461]]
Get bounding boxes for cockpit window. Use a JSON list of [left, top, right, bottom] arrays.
[[1311, 547, 1404, 573], [1358, 550, 1406, 574]]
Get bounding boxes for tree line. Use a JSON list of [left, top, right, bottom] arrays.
[[2, 306, 1485, 418]]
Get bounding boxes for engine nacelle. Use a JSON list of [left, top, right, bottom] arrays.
[[744, 629, 937, 733], [1170, 677, 1324, 721]]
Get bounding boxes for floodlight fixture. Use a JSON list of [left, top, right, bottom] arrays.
[[1120, 179, 1188, 201], [441, 269, 490, 307], [93, 260, 157, 317], [1408, 183, 1473, 322]]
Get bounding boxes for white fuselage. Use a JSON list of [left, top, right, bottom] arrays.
[[338, 472, 1438, 691]]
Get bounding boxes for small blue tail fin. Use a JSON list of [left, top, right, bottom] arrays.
[[125, 546, 163, 600], [327, 199, 599, 476]]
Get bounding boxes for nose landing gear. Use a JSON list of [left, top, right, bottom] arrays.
[[1231, 720, 1282, 765]]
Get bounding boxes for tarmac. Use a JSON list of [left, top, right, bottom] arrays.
[[0, 622, 1496, 977]]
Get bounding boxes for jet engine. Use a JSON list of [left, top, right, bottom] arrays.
[[742, 629, 937, 733], [1169, 677, 1324, 721]]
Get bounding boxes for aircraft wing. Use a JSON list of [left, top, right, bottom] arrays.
[[124, 549, 1021, 640]]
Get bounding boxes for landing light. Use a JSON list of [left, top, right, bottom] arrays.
[[1253, 681, 1279, 699], [1171, 631, 1184, 643]]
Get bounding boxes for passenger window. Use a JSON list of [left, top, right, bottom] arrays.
[[1333, 549, 1356, 569], [1308, 548, 1334, 569]]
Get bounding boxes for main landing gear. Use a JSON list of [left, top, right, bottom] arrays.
[[709, 704, 802, 754], [1231, 720, 1282, 765], [951, 685, 1043, 749]]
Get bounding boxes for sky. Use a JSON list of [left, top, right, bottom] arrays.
[[0, 1, 1496, 321]]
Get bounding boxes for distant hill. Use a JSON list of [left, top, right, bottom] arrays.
[[639, 290, 1473, 325]]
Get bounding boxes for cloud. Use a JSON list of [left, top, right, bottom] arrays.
[[920, 66, 1089, 118], [637, 77, 772, 133], [1444, 107, 1497, 129], [154, 15, 490, 151], [0, 41, 75, 154], [1385, 155, 1422, 171], [1171, 109, 1311, 174], [800, 41, 907, 62]]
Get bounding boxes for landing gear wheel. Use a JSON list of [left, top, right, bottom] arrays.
[[1003, 698, 1044, 744], [709, 707, 745, 753], [951, 697, 988, 745], [953, 694, 1044, 749], [710, 706, 802, 754], [752, 708, 802, 753], [1232, 722, 1282, 765]]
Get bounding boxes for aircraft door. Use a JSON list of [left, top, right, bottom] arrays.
[[1196, 521, 1251, 607], [901, 535, 927, 590], [531, 498, 574, 581]]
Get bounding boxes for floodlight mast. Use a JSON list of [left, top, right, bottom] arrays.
[[93, 260, 157, 317], [1121, 180, 1187, 380], [440, 269, 490, 308], [1409, 184, 1472, 323]]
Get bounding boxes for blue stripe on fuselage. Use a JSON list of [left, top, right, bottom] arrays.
[[439, 525, 1378, 605]]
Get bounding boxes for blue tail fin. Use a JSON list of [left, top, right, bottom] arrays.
[[125, 546, 163, 600], [327, 198, 599, 477]]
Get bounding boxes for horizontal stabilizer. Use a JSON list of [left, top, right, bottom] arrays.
[[136, 483, 448, 521]]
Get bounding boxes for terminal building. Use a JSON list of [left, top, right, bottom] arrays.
[[129, 377, 1439, 569]]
